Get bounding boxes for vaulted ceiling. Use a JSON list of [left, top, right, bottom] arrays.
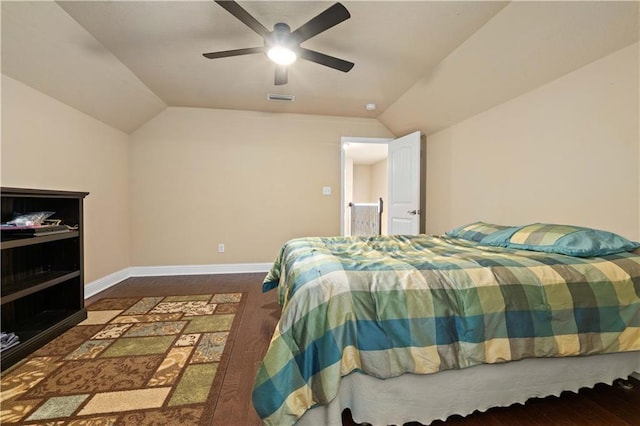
[[2, 1, 638, 134]]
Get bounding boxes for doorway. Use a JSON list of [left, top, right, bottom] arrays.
[[341, 132, 425, 236], [341, 136, 392, 236]]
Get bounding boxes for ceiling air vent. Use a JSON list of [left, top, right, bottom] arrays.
[[267, 93, 295, 102]]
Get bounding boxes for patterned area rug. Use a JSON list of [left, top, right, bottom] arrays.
[[1, 293, 245, 425]]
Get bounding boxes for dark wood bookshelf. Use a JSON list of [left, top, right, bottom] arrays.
[[1, 187, 88, 370]]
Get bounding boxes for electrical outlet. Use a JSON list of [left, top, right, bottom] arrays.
[[218, 243, 225, 253]]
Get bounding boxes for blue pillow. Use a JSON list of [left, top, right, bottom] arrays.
[[483, 223, 640, 257], [445, 221, 517, 243]]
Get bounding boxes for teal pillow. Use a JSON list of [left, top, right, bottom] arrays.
[[445, 221, 516, 243], [480, 226, 520, 246], [485, 223, 640, 257]]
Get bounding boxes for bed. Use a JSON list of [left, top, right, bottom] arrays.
[[253, 223, 640, 426]]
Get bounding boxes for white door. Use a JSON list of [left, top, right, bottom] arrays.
[[387, 131, 422, 235]]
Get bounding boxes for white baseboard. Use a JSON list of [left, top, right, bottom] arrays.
[[129, 263, 271, 277], [84, 263, 271, 299], [85, 267, 133, 299]]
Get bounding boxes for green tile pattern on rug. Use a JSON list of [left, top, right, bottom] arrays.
[[25, 394, 89, 421], [168, 363, 218, 406], [101, 336, 176, 357], [185, 314, 235, 333], [0, 293, 243, 425]]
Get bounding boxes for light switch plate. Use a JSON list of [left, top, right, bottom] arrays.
[[322, 186, 331, 195]]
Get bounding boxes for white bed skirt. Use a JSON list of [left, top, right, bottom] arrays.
[[298, 351, 640, 426]]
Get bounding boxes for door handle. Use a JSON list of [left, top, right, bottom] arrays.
[[407, 210, 420, 215]]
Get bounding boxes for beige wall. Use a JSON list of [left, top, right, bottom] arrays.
[[2, 41, 637, 280], [1, 75, 131, 283], [370, 158, 388, 235], [424, 44, 639, 240], [352, 165, 372, 203], [129, 107, 393, 266]]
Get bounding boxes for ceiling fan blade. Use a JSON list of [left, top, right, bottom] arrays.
[[203, 46, 264, 59], [214, 0, 270, 38], [291, 3, 350, 43], [298, 48, 354, 72], [274, 65, 288, 85]]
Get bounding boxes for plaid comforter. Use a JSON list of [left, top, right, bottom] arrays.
[[253, 235, 640, 425]]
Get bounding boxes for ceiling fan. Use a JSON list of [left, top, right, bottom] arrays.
[[203, 0, 355, 85]]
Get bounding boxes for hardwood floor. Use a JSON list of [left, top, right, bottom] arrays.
[[87, 274, 640, 426]]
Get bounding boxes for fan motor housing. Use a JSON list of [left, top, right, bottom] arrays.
[[266, 23, 296, 49]]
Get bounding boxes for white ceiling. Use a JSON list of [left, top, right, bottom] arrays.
[[1, 1, 638, 134], [345, 142, 388, 165]]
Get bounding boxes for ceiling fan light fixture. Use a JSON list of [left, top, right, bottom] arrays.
[[205, 1, 354, 84], [267, 46, 297, 66]]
